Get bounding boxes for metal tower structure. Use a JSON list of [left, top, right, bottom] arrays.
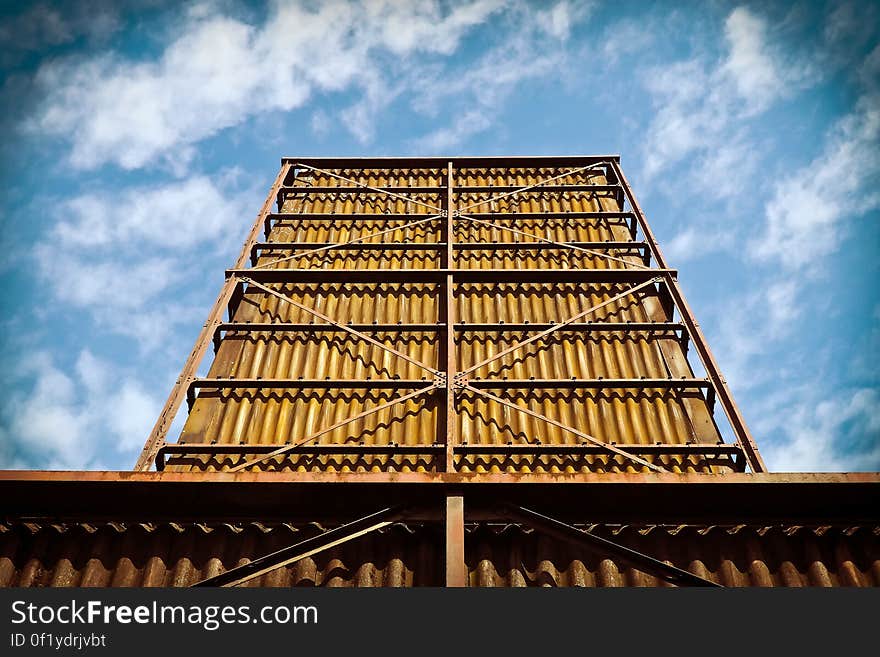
[[3, 156, 878, 588]]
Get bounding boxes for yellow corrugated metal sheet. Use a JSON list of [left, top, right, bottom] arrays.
[[3, 522, 877, 587], [171, 166, 725, 473]]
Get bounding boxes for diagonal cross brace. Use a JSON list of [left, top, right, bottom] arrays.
[[239, 276, 439, 377], [506, 505, 723, 587], [460, 278, 660, 378], [456, 162, 611, 213], [191, 506, 406, 587], [227, 383, 441, 472], [251, 213, 442, 271], [461, 383, 667, 473], [294, 162, 444, 214], [456, 213, 650, 270]]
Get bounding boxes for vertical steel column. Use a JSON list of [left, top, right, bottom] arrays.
[[134, 162, 292, 471], [609, 160, 767, 473], [444, 161, 457, 473], [444, 164, 466, 587], [445, 494, 467, 587]]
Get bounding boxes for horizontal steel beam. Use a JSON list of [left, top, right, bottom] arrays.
[[5, 470, 879, 525], [156, 442, 743, 471], [282, 155, 620, 169], [456, 321, 682, 333], [187, 379, 436, 409], [278, 184, 621, 197], [464, 378, 711, 391], [282, 185, 444, 194], [252, 240, 646, 254], [156, 443, 445, 470], [214, 320, 684, 335], [228, 268, 672, 284], [265, 210, 633, 221], [456, 443, 741, 454]]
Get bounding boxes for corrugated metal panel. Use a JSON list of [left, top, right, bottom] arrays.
[[171, 165, 724, 473], [3, 522, 877, 588]]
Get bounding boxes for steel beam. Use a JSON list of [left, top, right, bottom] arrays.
[[445, 495, 467, 587], [610, 161, 767, 473], [155, 442, 744, 472], [191, 506, 405, 587], [214, 320, 684, 334], [226, 384, 442, 472], [134, 162, 292, 471], [280, 184, 620, 195], [506, 506, 723, 587], [444, 161, 457, 472], [230, 268, 674, 284], [464, 378, 711, 391], [186, 378, 434, 410], [252, 240, 647, 252], [264, 211, 634, 223], [282, 155, 620, 168]]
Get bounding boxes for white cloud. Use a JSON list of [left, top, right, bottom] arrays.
[[310, 109, 331, 138], [37, 254, 175, 310], [30, 0, 506, 169], [4, 350, 159, 469], [51, 175, 247, 249], [601, 18, 656, 63], [662, 226, 734, 263], [751, 93, 880, 270], [35, 173, 254, 349], [722, 7, 786, 113], [642, 6, 813, 193], [711, 278, 803, 390], [414, 109, 493, 153], [410, 2, 589, 151], [535, 1, 594, 40], [760, 387, 880, 471]]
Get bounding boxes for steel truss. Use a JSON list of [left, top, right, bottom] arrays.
[[189, 500, 720, 588], [138, 156, 765, 481]]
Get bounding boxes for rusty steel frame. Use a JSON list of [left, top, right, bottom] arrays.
[[134, 162, 293, 471], [456, 213, 651, 269], [138, 154, 765, 484], [608, 161, 766, 473], [155, 442, 743, 473], [239, 276, 439, 377], [506, 506, 723, 587], [250, 213, 442, 271], [292, 162, 443, 213], [191, 505, 405, 587], [462, 384, 666, 473], [455, 162, 612, 212], [227, 383, 442, 473], [458, 278, 661, 379]]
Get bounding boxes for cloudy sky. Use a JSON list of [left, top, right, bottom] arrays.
[[0, 0, 877, 472]]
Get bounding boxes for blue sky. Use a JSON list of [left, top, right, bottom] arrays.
[[0, 0, 877, 472]]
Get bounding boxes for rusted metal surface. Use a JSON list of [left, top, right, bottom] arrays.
[[148, 157, 741, 475], [5, 155, 876, 587], [506, 506, 722, 587], [191, 506, 405, 587], [5, 471, 878, 525], [445, 495, 466, 587], [2, 519, 877, 587]]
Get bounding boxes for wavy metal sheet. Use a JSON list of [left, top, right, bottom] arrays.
[[170, 165, 726, 473], [3, 522, 876, 587]]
